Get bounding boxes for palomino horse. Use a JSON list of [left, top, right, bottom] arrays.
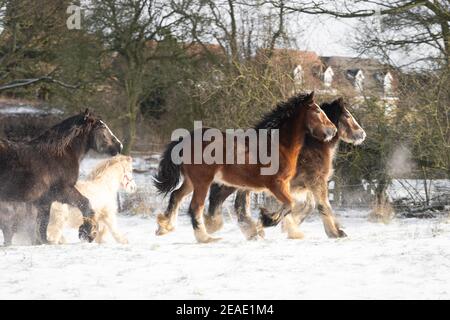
[[0, 110, 123, 245], [205, 98, 366, 239], [47, 155, 136, 245], [154, 92, 337, 243]]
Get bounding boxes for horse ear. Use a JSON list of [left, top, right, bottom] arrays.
[[84, 108, 91, 120], [307, 91, 315, 102]]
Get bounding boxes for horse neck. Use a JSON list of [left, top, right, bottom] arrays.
[[66, 133, 91, 163], [279, 110, 307, 159], [304, 134, 340, 166], [91, 165, 124, 192]]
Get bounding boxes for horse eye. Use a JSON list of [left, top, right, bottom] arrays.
[[315, 109, 321, 114]]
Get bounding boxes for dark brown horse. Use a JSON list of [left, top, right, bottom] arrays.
[[205, 98, 366, 239], [154, 92, 337, 243], [0, 110, 123, 245]]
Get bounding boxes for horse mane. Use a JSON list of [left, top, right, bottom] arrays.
[[31, 113, 96, 155], [254, 92, 312, 130], [86, 155, 130, 180], [320, 98, 345, 126]]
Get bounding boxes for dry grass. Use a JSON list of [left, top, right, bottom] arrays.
[[368, 199, 395, 224]]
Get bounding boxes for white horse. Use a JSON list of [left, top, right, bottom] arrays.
[[47, 155, 137, 244]]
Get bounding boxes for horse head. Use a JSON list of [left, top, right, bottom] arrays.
[[120, 156, 137, 193], [84, 109, 123, 156], [333, 98, 366, 145], [303, 92, 337, 142]]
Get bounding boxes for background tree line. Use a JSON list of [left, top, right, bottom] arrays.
[[0, 0, 448, 213]]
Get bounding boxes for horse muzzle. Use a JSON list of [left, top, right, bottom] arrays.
[[352, 130, 366, 145], [108, 143, 122, 156], [323, 127, 337, 142]]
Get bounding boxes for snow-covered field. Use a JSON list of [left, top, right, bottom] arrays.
[[1, 156, 450, 300], [1, 212, 450, 300]]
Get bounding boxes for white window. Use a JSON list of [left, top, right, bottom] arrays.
[[354, 70, 365, 92], [293, 65, 304, 85], [384, 72, 393, 96], [323, 67, 334, 87]]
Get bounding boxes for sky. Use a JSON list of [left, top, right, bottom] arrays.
[[299, 14, 358, 57]]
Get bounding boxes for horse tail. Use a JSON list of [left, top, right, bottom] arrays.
[[153, 140, 182, 196], [259, 207, 284, 227]]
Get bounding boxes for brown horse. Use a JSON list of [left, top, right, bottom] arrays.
[[153, 92, 337, 243], [205, 98, 366, 239], [0, 110, 123, 245]]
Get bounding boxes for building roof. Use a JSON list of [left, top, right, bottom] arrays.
[[320, 56, 397, 97]]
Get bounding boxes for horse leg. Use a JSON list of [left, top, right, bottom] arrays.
[[95, 223, 108, 244], [234, 190, 265, 240], [25, 203, 38, 244], [281, 190, 314, 232], [1, 223, 13, 246], [34, 201, 52, 245], [54, 187, 97, 242], [312, 184, 347, 238], [102, 213, 128, 244], [204, 184, 236, 234], [156, 178, 193, 236], [267, 182, 304, 239], [47, 203, 66, 245], [189, 182, 221, 243]]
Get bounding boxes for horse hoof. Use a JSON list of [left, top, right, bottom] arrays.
[[287, 231, 305, 240], [194, 229, 221, 243], [156, 214, 175, 236], [247, 233, 264, 241], [155, 226, 173, 236], [256, 222, 265, 239], [120, 238, 129, 244], [338, 229, 347, 238], [199, 236, 222, 244], [204, 215, 224, 234]]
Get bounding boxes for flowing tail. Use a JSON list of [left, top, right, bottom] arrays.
[[259, 207, 284, 227], [153, 140, 182, 196]]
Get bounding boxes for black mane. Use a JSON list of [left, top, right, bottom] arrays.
[[254, 92, 312, 130], [304, 98, 345, 147], [30, 113, 96, 155], [320, 98, 344, 126]]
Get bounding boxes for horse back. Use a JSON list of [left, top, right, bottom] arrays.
[[0, 139, 79, 202]]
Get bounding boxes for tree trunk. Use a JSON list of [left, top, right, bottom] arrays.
[[123, 100, 138, 155], [123, 66, 142, 154]]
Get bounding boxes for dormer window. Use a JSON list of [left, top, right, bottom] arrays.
[[323, 66, 334, 87], [354, 70, 365, 92], [384, 72, 393, 96], [293, 65, 304, 85]]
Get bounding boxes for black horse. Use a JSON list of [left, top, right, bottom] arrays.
[[0, 109, 123, 245]]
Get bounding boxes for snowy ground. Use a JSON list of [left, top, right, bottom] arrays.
[[1, 157, 450, 299], [1, 211, 450, 300]]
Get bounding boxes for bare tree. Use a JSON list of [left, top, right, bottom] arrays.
[[279, 0, 450, 68], [85, 0, 191, 153]]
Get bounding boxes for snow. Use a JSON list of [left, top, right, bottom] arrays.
[[1, 156, 450, 299], [1, 212, 450, 300], [0, 106, 63, 115]]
